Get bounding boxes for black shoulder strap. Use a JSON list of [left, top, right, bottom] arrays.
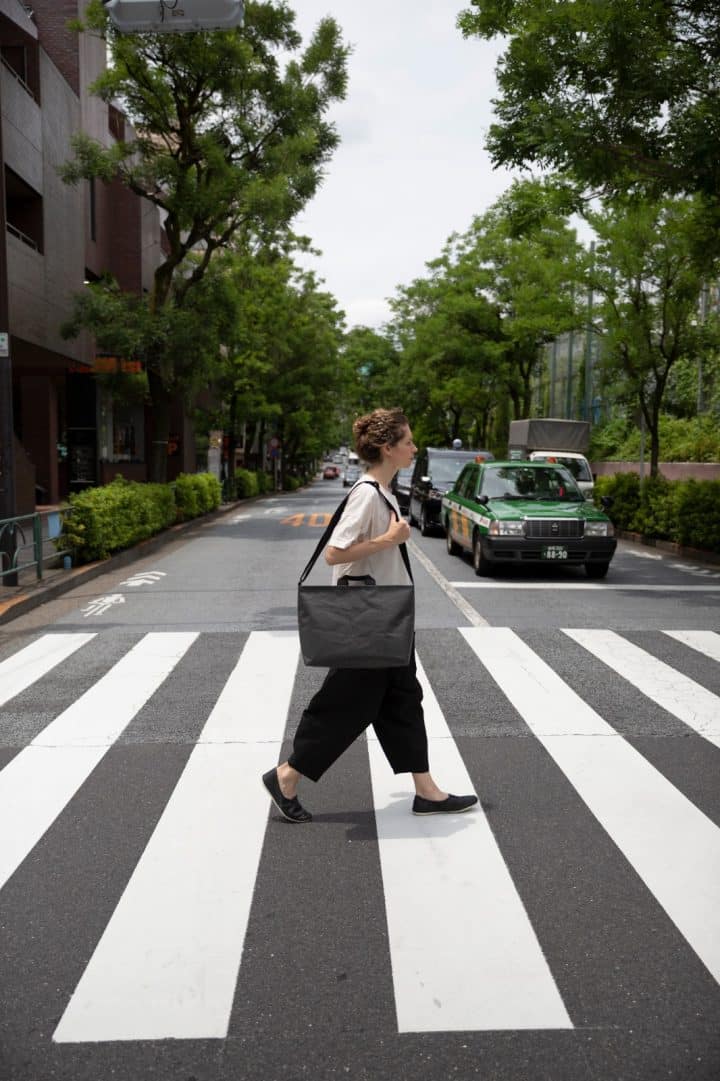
[[298, 480, 413, 585]]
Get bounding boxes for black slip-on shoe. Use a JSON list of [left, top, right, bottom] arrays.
[[412, 793, 478, 816], [261, 769, 312, 823]]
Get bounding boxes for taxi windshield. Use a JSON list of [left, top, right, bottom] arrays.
[[481, 465, 584, 502]]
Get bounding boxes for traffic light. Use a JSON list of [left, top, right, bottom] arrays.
[[103, 0, 244, 33]]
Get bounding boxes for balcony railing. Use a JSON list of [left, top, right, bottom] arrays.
[[6, 222, 40, 251], [0, 55, 37, 102]]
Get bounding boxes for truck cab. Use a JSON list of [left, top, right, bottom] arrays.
[[528, 451, 594, 499]]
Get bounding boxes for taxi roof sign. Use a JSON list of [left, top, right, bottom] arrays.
[[103, 0, 244, 33]]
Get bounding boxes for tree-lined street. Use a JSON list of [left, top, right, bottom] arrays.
[[1, 480, 718, 1081]]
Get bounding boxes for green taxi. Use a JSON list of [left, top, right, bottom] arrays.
[[442, 460, 616, 578]]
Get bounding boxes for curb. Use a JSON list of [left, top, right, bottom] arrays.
[[0, 493, 276, 627], [616, 529, 720, 567]]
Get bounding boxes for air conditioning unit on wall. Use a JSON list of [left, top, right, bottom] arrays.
[[103, 0, 244, 33]]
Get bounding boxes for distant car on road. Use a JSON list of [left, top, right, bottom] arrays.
[[322, 464, 340, 479], [342, 464, 362, 487], [442, 459, 616, 578]]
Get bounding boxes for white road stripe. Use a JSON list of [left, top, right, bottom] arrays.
[[450, 582, 720, 591], [0, 634, 95, 708], [462, 627, 720, 987], [54, 631, 299, 1043], [565, 629, 720, 750], [367, 655, 572, 1033], [663, 630, 720, 664], [409, 541, 489, 626], [0, 633, 196, 893]]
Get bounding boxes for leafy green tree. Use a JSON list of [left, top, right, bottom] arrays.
[[586, 196, 720, 475], [62, 0, 349, 480], [202, 245, 347, 480], [458, 0, 720, 203], [459, 182, 586, 419]]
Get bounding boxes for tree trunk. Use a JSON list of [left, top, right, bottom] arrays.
[[147, 367, 172, 483], [227, 392, 238, 481]]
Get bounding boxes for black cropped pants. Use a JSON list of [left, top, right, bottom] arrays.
[[288, 649, 429, 782]]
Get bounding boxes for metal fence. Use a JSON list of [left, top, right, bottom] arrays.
[[0, 509, 68, 585]]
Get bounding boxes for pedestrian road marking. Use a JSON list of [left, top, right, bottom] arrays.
[[368, 654, 571, 1032], [463, 627, 720, 989], [81, 594, 126, 617], [0, 634, 96, 709], [663, 630, 720, 663], [565, 629, 720, 749], [0, 633, 197, 894], [54, 631, 299, 1043]]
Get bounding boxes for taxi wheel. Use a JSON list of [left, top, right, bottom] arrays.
[[446, 522, 461, 556], [585, 561, 610, 578], [420, 507, 433, 536], [472, 531, 491, 576]]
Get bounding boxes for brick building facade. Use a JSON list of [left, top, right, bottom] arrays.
[[1, 0, 196, 514]]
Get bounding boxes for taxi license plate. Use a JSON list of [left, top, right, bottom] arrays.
[[542, 545, 568, 560]]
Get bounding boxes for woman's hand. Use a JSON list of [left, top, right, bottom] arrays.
[[384, 517, 410, 546]]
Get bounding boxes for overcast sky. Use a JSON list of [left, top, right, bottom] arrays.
[[290, 0, 521, 330]]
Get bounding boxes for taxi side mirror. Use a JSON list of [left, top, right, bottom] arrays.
[[600, 495, 614, 509], [420, 475, 431, 487], [477, 494, 489, 506]]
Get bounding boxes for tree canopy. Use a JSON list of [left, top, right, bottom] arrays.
[[458, 0, 720, 203], [62, 0, 349, 479]]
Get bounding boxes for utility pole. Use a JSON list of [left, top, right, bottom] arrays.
[[0, 74, 19, 585], [698, 282, 709, 414]]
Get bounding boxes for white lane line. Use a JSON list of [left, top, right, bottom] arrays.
[[663, 630, 720, 664], [565, 629, 720, 750], [367, 655, 572, 1033], [0, 633, 197, 893], [0, 634, 95, 709], [408, 542, 489, 626], [622, 549, 663, 560], [450, 582, 720, 591], [462, 628, 720, 987], [54, 631, 299, 1043]]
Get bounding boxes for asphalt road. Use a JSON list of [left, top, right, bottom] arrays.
[[0, 478, 719, 1081]]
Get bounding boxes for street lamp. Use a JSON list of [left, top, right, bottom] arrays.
[[103, 0, 244, 33]]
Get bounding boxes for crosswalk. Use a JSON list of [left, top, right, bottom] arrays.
[[0, 626, 719, 1046]]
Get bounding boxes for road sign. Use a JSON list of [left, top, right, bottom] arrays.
[[103, 0, 244, 33]]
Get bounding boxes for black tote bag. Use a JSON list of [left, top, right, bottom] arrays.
[[297, 481, 415, 669]]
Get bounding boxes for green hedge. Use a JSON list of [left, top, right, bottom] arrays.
[[594, 473, 720, 552], [175, 472, 222, 520], [58, 472, 221, 563]]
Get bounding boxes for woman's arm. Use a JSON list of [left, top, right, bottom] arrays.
[[325, 517, 410, 566]]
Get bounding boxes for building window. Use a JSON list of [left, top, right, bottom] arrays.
[[0, 40, 40, 102], [4, 166, 43, 252]]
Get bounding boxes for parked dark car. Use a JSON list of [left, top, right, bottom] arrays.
[[391, 464, 414, 514], [409, 447, 494, 535]]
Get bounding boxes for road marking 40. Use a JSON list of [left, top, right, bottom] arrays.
[[281, 513, 331, 527]]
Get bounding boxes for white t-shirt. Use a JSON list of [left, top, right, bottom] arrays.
[[328, 481, 411, 586]]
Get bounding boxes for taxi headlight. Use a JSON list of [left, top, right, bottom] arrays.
[[584, 520, 614, 537], [488, 520, 525, 536]]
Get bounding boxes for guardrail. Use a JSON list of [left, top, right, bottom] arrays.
[[0, 509, 67, 584]]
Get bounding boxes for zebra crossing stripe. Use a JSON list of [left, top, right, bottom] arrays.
[[663, 630, 720, 664], [367, 655, 572, 1033], [0, 633, 96, 709], [462, 627, 720, 988], [0, 633, 197, 894], [564, 629, 720, 750], [53, 631, 300, 1043]]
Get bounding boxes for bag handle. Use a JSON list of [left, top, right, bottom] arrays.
[[298, 480, 413, 585]]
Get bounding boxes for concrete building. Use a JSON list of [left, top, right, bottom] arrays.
[[1, 0, 195, 515]]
